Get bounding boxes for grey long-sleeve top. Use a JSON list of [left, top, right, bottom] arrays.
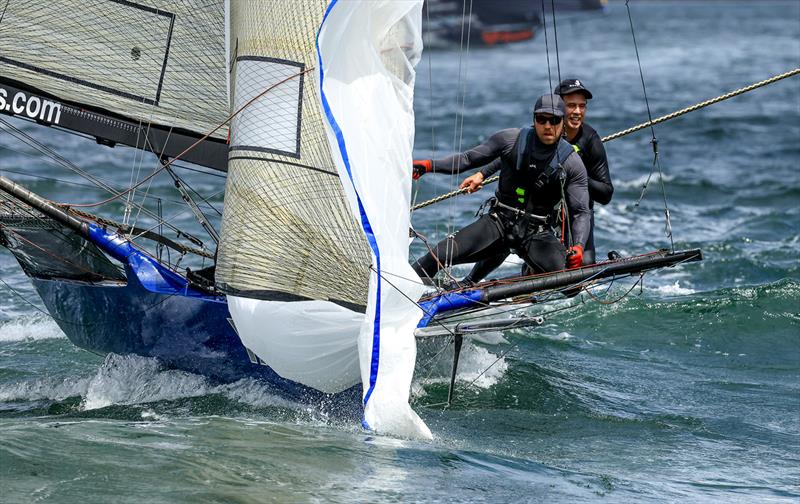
[[429, 128, 591, 247]]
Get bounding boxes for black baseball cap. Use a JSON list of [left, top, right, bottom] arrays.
[[554, 78, 593, 99], [533, 94, 566, 117]]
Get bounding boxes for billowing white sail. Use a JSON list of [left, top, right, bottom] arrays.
[[219, 0, 429, 438], [317, 0, 429, 438]]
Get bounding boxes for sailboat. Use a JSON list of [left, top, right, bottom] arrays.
[[423, 0, 607, 48], [0, 0, 702, 438]]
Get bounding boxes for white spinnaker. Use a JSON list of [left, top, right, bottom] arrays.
[[317, 0, 430, 439], [227, 297, 362, 393]]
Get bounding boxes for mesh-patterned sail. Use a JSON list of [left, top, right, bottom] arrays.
[[0, 0, 228, 139], [215, 1, 371, 307]]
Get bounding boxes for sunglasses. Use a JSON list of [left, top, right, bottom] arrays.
[[534, 115, 563, 126]]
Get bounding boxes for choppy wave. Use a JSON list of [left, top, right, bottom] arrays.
[[554, 279, 799, 346], [415, 280, 800, 419], [0, 315, 64, 342], [0, 375, 90, 403], [0, 352, 350, 425]]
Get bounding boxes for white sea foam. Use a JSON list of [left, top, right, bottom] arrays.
[[81, 354, 213, 410], [3, 349, 314, 413], [456, 344, 508, 388], [219, 378, 299, 409], [0, 375, 91, 402], [0, 315, 64, 342], [81, 354, 304, 411], [413, 341, 508, 396], [615, 172, 675, 190], [651, 281, 696, 296]]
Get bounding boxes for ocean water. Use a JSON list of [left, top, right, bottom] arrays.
[[1, 1, 799, 502]]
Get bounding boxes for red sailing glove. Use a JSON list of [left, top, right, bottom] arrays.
[[566, 245, 584, 269], [412, 159, 433, 180]]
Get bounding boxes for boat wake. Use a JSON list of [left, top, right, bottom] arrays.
[[413, 340, 509, 398], [81, 354, 222, 411], [1, 351, 365, 426]]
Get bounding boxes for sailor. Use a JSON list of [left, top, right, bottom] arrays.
[[411, 94, 590, 283], [553, 78, 614, 264]]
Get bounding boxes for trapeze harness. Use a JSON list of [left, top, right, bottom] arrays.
[[484, 127, 576, 249]]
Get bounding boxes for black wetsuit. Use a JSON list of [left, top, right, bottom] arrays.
[[567, 122, 613, 264], [412, 128, 590, 281], [464, 122, 612, 279]]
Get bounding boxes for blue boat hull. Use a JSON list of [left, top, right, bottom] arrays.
[[29, 266, 361, 405]]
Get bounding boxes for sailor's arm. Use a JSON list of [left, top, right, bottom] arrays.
[[585, 133, 614, 205], [564, 155, 591, 248], [458, 157, 503, 192], [478, 158, 502, 179], [413, 128, 518, 178]]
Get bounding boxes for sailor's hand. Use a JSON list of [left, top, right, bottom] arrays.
[[412, 160, 433, 180], [460, 172, 485, 193], [566, 245, 584, 269]]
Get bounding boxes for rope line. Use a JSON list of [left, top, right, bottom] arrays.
[[550, 0, 561, 84], [541, 0, 553, 92]]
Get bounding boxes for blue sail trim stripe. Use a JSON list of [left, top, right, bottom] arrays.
[[316, 0, 382, 430]]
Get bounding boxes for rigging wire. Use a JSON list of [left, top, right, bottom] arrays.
[[0, 164, 214, 214], [550, 0, 562, 84], [131, 127, 186, 230], [130, 188, 225, 242], [540, 0, 553, 92], [412, 0, 438, 210], [0, 122, 213, 257], [0, 118, 200, 239], [0, 0, 8, 26], [0, 168, 116, 192], [123, 115, 145, 226], [131, 82, 198, 236], [443, 0, 476, 273], [169, 170, 223, 217], [625, 0, 675, 252]]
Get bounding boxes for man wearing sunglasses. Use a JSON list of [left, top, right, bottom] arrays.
[[411, 94, 590, 284]]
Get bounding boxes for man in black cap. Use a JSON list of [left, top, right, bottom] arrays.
[[411, 94, 590, 283], [553, 78, 613, 265]]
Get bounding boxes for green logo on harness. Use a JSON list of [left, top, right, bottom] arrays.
[[515, 187, 525, 204]]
